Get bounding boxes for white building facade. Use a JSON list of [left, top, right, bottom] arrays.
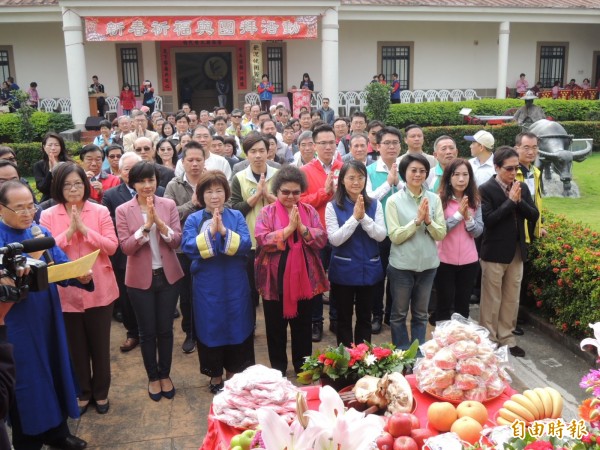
[[1, 0, 599, 128]]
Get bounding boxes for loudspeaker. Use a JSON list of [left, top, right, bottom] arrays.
[[85, 116, 103, 131]]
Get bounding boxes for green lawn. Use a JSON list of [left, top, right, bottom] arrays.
[[544, 152, 600, 231]]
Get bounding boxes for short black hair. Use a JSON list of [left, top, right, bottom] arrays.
[[213, 116, 227, 125], [367, 120, 385, 132], [182, 141, 206, 159], [99, 120, 111, 129], [127, 161, 160, 189], [51, 162, 91, 204], [242, 132, 269, 155], [494, 146, 519, 168], [79, 144, 105, 161], [195, 170, 231, 207], [398, 153, 430, 182], [376, 126, 402, 144], [175, 112, 190, 123], [405, 124, 422, 134], [0, 160, 20, 177], [271, 165, 307, 195], [312, 124, 335, 142]]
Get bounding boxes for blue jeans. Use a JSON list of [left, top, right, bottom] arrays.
[[387, 266, 437, 350]]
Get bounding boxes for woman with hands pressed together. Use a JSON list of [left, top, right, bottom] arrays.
[[182, 171, 254, 393], [40, 163, 119, 416], [433, 158, 483, 322], [255, 166, 329, 375], [385, 153, 446, 351], [116, 161, 183, 402], [326, 160, 386, 347], [230, 133, 278, 310]]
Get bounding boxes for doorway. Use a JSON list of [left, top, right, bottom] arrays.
[[175, 52, 233, 112], [594, 52, 600, 89]]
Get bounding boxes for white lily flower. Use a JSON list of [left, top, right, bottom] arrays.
[[364, 354, 377, 366], [581, 322, 600, 351], [256, 407, 322, 450]]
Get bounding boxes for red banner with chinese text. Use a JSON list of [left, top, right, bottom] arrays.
[[85, 16, 318, 42]]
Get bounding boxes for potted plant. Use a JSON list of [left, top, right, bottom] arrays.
[[297, 341, 419, 391]]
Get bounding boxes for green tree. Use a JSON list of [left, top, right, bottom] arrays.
[[365, 82, 391, 122]]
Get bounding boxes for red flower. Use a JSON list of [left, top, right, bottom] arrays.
[[524, 441, 553, 450], [349, 343, 369, 361], [318, 354, 326, 363], [324, 358, 334, 367], [372, 347, 392, 360], [553, 268, 560, 273], [558, 279, 564, 287], [536, 301, 543, 308], [562, 323, 568, 332], [582, 433, 592, 443]]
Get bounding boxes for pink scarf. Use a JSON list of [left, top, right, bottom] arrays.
[[275, 200, 314, 318]]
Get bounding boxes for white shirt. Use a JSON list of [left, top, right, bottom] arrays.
[[469, 153, 495, 187], [175, 153, 232, 180], [325, 200, 387, 247], [366, 158, 404, 201]]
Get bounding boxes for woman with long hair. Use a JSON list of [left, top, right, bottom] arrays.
[[120, 82, 136, 116], [326, 160, 386, 346], [33, 132, 73, 202], [141, 80, 155, 115], [160, 121, 176, 139], [155, 139, 178, 169], [299, 73, 314, 91], [433, 158, 483, 321]]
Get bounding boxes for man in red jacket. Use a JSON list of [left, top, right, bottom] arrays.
[[300, 124, 343, 342]]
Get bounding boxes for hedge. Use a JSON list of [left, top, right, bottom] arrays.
[[8, 141, 80, 177], [0, 112, 74, 143], [386, 99, 600, 129], [406, 121, 600, 157], [527, 212, 600, 338]]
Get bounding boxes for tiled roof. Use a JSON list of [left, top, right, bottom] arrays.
[[342, 0, 600, 8], [0, 0, 57, 5]]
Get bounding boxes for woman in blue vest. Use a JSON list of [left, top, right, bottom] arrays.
[[325, 160, 386, 346]]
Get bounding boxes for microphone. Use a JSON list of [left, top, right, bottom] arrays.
[[21, 237, 55, 254], [30, 226, 55, 266]]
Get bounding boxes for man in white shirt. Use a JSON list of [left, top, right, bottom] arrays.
[[174, 125, 232, 179], [466, 130, 495, 186]]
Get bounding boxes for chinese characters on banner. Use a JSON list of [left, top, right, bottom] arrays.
[[85, 16, 318, 42], [159, 41, 247, 92], [250, 43, 262, 92]]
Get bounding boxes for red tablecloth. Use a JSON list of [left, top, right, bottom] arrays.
[[200, 376, 517, 449]]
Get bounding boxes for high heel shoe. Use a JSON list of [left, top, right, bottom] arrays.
[[148, 382, 162, 402], [160, 377, 176, 399]]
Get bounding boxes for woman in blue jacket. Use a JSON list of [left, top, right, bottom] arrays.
[[325, 160, 386, 346], [257, 74, 275, 112]]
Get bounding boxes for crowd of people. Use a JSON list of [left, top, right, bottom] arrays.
[[0, 95, 545, 449]]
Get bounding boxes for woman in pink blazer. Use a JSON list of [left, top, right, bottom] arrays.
[[116, 161, 183, 402], [40, 162, 119, 415]]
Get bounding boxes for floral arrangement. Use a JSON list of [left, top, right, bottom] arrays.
[[297, 341, 419, 384], [579, 323, 600, 433]]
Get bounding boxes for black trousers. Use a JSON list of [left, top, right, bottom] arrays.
[[332, 283, 374, 347], [127, 272, 179, 381], [114, 263, 138, 339], [372, 237, 392, 320], [263, 297, 312, 375], [434, 261, 479, 321], [177, 253, 194, 336], [9, 407, 70, 450]]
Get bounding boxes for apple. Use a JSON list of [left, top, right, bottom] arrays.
[[230, 435, 242, 448], [408, 414, 420, 430], [388, 413, 413, 437], [410, 428, 436, 448], [393, 436, 418, 450], [376, 432, 395, 450], [242, 429, 256, 439]]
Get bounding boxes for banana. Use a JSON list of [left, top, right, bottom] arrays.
[[534, 387, 553, 418], [524, 390, 545, 419], [496, 416, 514, 426], [499, 407, 528, 423], [511, 393, 540, 420], [545, 387, 564, 419], [503, 400, 536, 422]]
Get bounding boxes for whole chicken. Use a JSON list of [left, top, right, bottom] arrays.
[[353, 375, 389, 409], [381, 372, 413, 415]]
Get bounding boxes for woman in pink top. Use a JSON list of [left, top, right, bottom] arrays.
[[433, 158, 483, 322], [40, 162, 119, 415], [516, 73, 529, 96]]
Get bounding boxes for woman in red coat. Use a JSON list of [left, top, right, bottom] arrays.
[[120, 83, 136, 116]]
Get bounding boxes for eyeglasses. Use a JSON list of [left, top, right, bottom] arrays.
[[1, 157, 16, 162], [345, 176, 366, 184], [501, 165, 520, 172], [315, 141, 336, 147], [1, 204, 39, 216], [381, 140, 400, 147], [83, 158, 103, 164], [63, 182, 85, 190], [519, 145, 538, 151], [231, 115, 242, 119], [279, 189, 301, 197], [134, 146, 152, 153], [108, 154, 122, 159]]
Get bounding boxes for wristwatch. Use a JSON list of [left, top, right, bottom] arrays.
[[302, 227, 310, 238]]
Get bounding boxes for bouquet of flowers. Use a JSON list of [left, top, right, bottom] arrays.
[[297, 341, 419, 384]]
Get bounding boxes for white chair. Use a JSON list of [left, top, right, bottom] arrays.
[[39, 98, 57, 113], [153, 95, 163, 112], [450, 89, 463, 102], [244, 92, 260, 106], [400, 91, 412, 103], [105, 96, 119, 119], [338, 91, 348, 116], [310, 92, 320, 110], [57, 98, 71, 114], [357, 91, 368, 111], [437, 90, 451, 102], [425, 90, 438, 102], [412, 90, 426, 104], [464, 89, 481, 100], [345, 91, 361, 115]]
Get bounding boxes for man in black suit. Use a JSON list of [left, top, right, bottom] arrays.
[[479, 146, 539, 358], [102, 153, 166, 353]]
